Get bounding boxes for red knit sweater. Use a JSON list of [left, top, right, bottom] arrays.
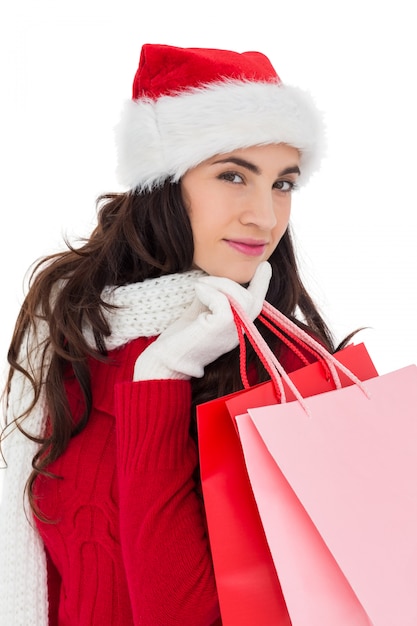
[[33, 336, 309, 625]]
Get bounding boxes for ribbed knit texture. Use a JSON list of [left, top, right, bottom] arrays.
[[0, 270, 207, 626], [31, 343, 220, 624]]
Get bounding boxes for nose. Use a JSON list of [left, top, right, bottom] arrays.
[[240, 187, 278, 230]]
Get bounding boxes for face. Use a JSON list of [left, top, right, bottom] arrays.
[[181, 143, 300, 284]]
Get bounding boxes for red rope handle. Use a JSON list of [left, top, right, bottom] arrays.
[[230, 299, 287, 403], [232, 306, 250, 389], [258, 312, 332, 382], [258, 314, 310, 366], [261, 301, 371, 395], [229, 297, 369, 408], [262, 301, 342, 389]]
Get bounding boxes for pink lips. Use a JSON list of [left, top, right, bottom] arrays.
[[225, 238, 268, 257]]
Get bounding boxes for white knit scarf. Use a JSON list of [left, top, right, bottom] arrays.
[[0, 270, 204, 626]]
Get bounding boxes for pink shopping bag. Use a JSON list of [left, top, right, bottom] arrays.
[[231, 300, 417, 626]]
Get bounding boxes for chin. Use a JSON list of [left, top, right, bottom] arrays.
[[196, 259, 262, 284], [217, 266, 258, 285]]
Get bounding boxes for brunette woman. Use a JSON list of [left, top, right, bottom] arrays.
[[1, 43, 336, 625]]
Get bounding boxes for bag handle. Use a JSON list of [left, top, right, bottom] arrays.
[[232, 299, 339, 399], [229, 297, 370, 415], [261, 302, 342, 389], [258, 309, 334, 383], [234, 302, 334, 389]]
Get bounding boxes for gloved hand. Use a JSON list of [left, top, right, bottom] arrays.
[[133, 262, 272, 380]]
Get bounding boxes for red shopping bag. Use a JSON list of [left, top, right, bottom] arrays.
[[197, 303, 378, 625], [231, 301, 417, 626]]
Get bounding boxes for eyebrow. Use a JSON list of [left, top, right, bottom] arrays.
[[212, 157, 301, 177]]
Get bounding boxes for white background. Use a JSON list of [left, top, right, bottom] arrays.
[[0, 0, 416, 387]]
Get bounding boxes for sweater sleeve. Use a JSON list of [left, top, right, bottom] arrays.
[[45, 547, 61, 626], [114, 378, 221, 626]]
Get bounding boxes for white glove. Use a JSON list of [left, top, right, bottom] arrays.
[[133, 262, 272, 380]]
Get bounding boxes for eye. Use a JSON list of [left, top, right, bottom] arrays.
[[218, 171, 244, 184], [273, 180, 297, 192]]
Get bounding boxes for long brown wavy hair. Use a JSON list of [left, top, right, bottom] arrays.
[[1, 180, 344, 516]]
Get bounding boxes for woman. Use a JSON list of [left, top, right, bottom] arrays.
[[0, 43, 337, 625]]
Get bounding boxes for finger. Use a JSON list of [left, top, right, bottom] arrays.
[[194, 281, 231, 315], [197, 275, 249, 305], [247, 261, 272, 301]]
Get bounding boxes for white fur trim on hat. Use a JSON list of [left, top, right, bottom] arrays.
[[115, 79, 325, 192]]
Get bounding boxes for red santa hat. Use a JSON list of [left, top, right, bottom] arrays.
[[115, 44, 325, 191]]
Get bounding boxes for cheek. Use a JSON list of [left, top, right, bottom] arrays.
[[189, 199, 227, 242], [188, 211, 212, 245]]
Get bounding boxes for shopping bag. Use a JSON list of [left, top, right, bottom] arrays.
[[231, 301, 417, 626], [197, 302, 378, 625]]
